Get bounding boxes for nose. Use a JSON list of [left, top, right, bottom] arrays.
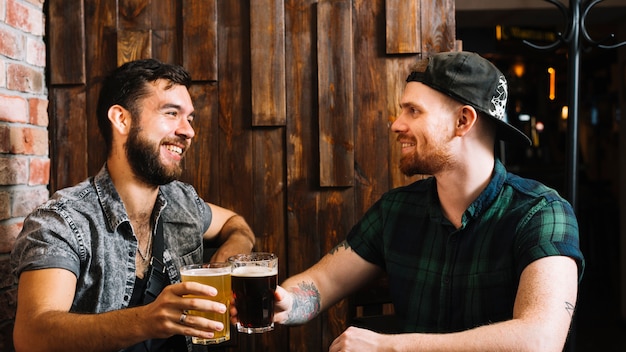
[[176, 117, 195, 140], [390, 113, 406, 133]]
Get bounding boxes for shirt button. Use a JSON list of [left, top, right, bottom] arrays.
[[128, 251, 133, 257], [124, 295, 129, 301]]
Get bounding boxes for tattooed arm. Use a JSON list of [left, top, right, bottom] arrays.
[[275, 282, 322, 325], [273, 240, 383, 326]]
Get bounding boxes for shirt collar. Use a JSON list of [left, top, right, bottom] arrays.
[[94, 165, 129, 232], [94, 164, 168, 232], [464, 159, 506, 222]]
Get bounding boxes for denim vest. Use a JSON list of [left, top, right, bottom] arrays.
[[12, 165, 212, 351]]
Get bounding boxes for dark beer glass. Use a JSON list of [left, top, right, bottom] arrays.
[[228, 253, 278, 333]]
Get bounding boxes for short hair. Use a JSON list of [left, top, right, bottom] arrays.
[[409, 58, 429, 74], [96, 59, 192, 154]]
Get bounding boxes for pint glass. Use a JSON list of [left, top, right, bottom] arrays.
[[180, 263, 231, 344], [228, 252, 278, 333]]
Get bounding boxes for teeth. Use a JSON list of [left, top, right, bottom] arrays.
[[401, 143, 414, 148], [166, 145, 183, 154]]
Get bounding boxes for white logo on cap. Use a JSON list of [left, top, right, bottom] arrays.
[[489, 76, 507, 120]]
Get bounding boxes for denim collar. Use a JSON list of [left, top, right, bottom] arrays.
[[93, 164, 168, 233]]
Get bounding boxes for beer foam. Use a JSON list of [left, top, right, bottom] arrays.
[[181, 268, 230, 276], [232, 266, 278, 277]]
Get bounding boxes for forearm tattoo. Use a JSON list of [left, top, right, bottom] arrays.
[[285, 282, 322, 325], [329, 240, 350, 255]]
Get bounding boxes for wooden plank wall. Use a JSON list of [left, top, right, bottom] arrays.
[[47, 0, 455, 350]]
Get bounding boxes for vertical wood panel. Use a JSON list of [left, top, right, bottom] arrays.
[[119, 0, 151, 29], [151, 0, 178, 29], [250, 0, 287, 126], [317, 0, 354, 187], [252, 127, 288, 351], [385, 0, 420, 54], [181, 83, 220, 202], [151, 0, 179, 63], [49, 87, 87, 191], [152, 29, 179, 63], [216, 0, 253, 213], [183, 0, 218, 81], [353, 0, 393, 212], [84, 0, 118, 180], [49, 0, 85, 84], [117, 30, 152, 65], [284, 0, 324, 350], [216, 3, 268, 351], [420, 0, 456, 54]]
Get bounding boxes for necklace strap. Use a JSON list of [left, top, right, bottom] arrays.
[[143, 216, 168, 304], [137, 230, 152, 261]]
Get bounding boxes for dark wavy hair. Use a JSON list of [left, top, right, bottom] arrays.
[[96, 59, 192, 154]]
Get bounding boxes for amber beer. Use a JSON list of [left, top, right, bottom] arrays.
[[180, 263, 231, 344], [229, 253, 278, 333]]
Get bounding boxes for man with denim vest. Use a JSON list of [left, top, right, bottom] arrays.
[[12, 59, 255, 351]]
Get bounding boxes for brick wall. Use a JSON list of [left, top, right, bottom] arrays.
[[0, 0, 48, 350]]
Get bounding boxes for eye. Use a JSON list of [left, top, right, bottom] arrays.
[[403, 106, 418, 116], [162, 109, 178, 119]]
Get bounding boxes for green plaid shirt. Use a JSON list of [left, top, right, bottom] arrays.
[[347, 159, 584, 333]]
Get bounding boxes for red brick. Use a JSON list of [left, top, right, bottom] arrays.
[[0, 220, 23, 253], [26, 36, 45, 67], [0, 156, 28, 185], [28, 97, 48, 126], [6, 0, 44, 36], [12, 186, 48, 217], [24, 0, 45, 8], [30, 127, 48, 155], [0, 125, 9, 153], [9, 126, 48, 155], [29, 157, 49, 185], [0, 60, 5, 88], [0, 191, 10, 221], [7, 62, 44, 94], [0, 94, 28, 123], [0, 26, 23, 60]]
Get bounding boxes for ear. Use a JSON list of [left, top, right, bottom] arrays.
[[455, 105, 478, 137], [108, 105, 132, 136]]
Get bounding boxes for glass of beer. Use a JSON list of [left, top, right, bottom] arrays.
[[180, 262, 232, 344], [228, 252, 278, 333]]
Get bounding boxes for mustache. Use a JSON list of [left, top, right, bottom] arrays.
[[162, 136, 190, 152]]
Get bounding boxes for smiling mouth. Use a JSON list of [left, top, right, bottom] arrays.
[[165, 144, 183, 155]]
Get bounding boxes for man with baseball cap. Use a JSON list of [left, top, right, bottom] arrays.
[[255, 51, 584, 351]]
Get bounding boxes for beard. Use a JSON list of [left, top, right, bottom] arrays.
[[398, 139, 452, 176], [125, 124, 184, 186]]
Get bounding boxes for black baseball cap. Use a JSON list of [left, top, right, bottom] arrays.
[[406, 51, 531, 145]]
